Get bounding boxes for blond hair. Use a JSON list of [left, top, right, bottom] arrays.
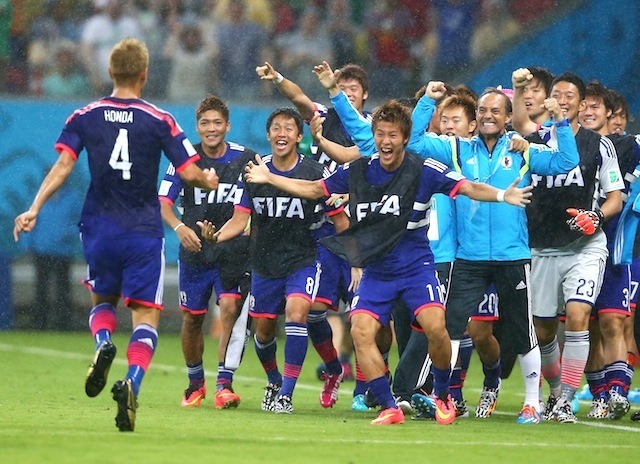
[[109, 38, 149, 86]]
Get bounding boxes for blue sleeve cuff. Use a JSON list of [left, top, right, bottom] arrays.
[[555, 118, 570, 128]]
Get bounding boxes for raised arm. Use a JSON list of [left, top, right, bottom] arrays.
[[14, 150, 76, 241], [310, 61, 375, 158], [243, 154, 325, 199], [511, 68, 540, 136], [528, 100, 579, 176], [313, 61, 341, 99], [328, 92, 376, 155], [256, 61, 315, 120], [308, 112, 362, 164], [407, 87, 455, 166]]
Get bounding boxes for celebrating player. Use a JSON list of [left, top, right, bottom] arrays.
[[13, 38, 218, 432]]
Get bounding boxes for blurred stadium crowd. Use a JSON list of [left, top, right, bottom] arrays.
[[0, 0, 559, 102]]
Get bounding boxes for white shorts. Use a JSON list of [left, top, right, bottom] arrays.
[[531, 251, 606, 318]]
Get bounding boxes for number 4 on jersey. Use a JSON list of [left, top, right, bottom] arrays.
[[109, 128, 133, 180]]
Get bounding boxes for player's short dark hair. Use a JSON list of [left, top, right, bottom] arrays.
[[196, 95, 230, 121], [335, 63, 369, 96], [608, 88, 633, 122], [527, 66, 554, 96], [266, 107, 304, 135], [552, 72, 586, 100], [479, 87, 512, 114], [455, 84, 478, 103], [439, 93, 477, 123], [371, 100, 413, 141], [585, 81, 614, 112]]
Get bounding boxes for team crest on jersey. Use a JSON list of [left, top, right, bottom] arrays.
[[501, 156, 513, 169]]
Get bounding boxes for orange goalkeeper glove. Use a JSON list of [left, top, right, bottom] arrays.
[[566, 208, 605, 235]]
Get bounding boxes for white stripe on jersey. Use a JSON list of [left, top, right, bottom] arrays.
[[158, 179, 172, 196], [595, 135, 625, 208], [233, 186, 243, 204], [227, 141, 246, 151], [599, 136, 625, 193], [524, 262, 536, 350], [311, 262, 322, 302], [155, 239, 165, 306], [183, 139, 198, 157], [424, 157, 448, 173], [600, 135, 618, 160], [165, 163, 176, 176], [625, 172, 638, 183], [407, 217, 430, 230], [593, 165, 602, 210], [445, 171, 465, 181], [412, 200, 432, 211]]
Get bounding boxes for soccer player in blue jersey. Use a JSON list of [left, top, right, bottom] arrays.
[[310, 63, 501, 418], [158, 95, 258, 410], [199, 107, 349, 414], [13, 38, 218, 432], [256, 60, 371, 407], [606, 90, 640, 419], [240, 100, 533, 425]]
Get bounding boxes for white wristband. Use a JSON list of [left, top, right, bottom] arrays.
[[174, 223, 185, 232], [274, 72, 284, 84], [496, 190, 505, 202]]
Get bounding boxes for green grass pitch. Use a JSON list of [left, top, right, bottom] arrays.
[[1, 331, 639, 464]]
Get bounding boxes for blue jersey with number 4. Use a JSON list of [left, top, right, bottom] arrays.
[[55, 97, 200, 238]]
